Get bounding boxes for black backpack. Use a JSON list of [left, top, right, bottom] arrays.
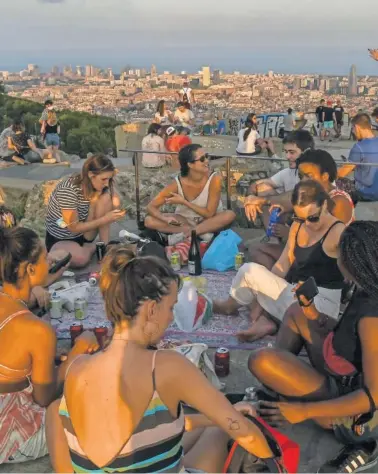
[[182, 88, 189, 103]]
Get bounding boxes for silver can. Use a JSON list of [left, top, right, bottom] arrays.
[[170, 252, 181, 271], [74, 297, 88, 320], [50, 293, 63, 320]]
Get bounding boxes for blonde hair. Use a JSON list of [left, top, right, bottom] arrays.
[[0, 187, 5, 204], [47, 110, 58, 126]]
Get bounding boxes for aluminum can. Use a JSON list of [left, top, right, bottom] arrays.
[[214, 347, 230, 377], [94, 326, 108, 349], [89, 272, 100, 287], [50, 293, 63, 319], [96, 242, 106, 262], [70, 323, 83, 348], [235, 252, 245, 271], [170, 252, 181, 271], [74, 297, 88, 320], [266, 208, 281, 238]]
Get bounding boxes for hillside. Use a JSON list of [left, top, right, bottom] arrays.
[[0, 93, 122, 157]]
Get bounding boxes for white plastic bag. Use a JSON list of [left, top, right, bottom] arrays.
[[174, 280, 213, 332]]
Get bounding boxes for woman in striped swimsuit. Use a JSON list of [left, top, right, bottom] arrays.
[[46, 245, 281, 473]]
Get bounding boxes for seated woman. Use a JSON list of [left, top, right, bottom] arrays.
[[154, 99, 173, 126], [45, 245, 282, 473], [141, 123, 167, 168], [215, 180, 345, 342], [0, 226, 97, 465], [5, 120, 44, 165], [249, 221, 378, 473], [145, 144, 235, 246], [236, 113, 267, 157], [45, 154, 125, 268]]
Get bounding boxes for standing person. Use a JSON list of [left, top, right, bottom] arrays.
[[334, 99, 345, 138], [173, 102, 195, 134], [141, 123, 167, 168], [177, 81, 195, 109], [322, 100, 336, 141], [45, 246, 281, 474], [154, 100, 173, 125], [249, 221, 378, 473], [236, 113, 266, 156], [338, 113, 378, 201], [315, 99, 325, 139], [44, 109, 61, 163], [39, 99, 54, 135], [45, 154, 125, 267], [6, 120, 44, 165], [145, 144, 235, 245], [215, 180, 345, 342], [0, 226, 98, 465], [283, 108, 296, 137]]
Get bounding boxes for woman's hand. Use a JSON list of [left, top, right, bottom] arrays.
[[259, 401, 308, 425], [291, 282, 319, 320], [233, 401, 258, 418], [165, 192, 186, 206], [31, 286, 51, 310], [70, 331, 99, 356], [104, 209, 126, 223]]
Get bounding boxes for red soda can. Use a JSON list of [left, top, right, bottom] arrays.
[[70, 323, 83, 348], [199, 241, 208, 258], [89, 272, 101, 287], [214, 347, 230, 377], [94, 326, 108, 349]]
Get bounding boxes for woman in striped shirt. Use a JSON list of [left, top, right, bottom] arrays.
[[46, 247, 281, 473], [45, 154, 125, 268]]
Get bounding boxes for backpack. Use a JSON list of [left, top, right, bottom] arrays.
[[182, 88, 189, 103]]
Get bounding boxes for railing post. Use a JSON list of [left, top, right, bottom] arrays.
[[226, 157, 231, 210], [133, 151, 143, 229]]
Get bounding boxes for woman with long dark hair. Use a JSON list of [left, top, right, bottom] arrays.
[[145, 144, 235, 246], [141, 123, 167, 168], [154, 100, 173, 125], [236, 113, 266, 156], [45, 245, 283, 473], [45, 154, 125, 267], [249, 221, 378, 472]]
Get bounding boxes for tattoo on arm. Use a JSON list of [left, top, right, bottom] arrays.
[[227, 417, 240, 431]]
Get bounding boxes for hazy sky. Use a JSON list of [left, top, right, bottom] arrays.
[[1, 0, 378, 74]]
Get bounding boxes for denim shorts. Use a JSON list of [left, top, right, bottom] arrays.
[[45, 133, 60, 147]]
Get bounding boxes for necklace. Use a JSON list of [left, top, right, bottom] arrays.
[[0, 291, 28, 308]]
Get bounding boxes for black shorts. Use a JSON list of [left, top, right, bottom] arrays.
[[45, 230, 94, 252]]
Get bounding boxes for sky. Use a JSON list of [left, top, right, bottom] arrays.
[[1, 0, 378, 75]]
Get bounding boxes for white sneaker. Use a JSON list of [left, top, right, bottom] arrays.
[[168, 232, 185, 246]]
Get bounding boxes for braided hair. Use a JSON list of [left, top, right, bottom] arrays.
[[339, 221, 378, 300]]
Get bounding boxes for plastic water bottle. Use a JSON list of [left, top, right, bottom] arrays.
[[266, 208, 281, 238]]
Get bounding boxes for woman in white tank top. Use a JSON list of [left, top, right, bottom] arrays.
[[145, 144, 236, 246]]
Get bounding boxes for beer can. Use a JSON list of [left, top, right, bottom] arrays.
[[235, 252, 245, 271], [89, 272, 100, 287], [94, 326, 108, 349], [74, 298, 88, 320], [70, 323, 83, 348], [170, 252, 181, 271], [50, 292, 63, 319], [214, 347, 230, 377], [96, 241, 106, 262]]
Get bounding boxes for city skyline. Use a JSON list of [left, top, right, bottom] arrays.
[[1, 0, 378, 75]]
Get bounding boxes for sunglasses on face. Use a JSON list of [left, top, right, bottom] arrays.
[[293, 210, 322, 224], [191, 153, 209, 163]]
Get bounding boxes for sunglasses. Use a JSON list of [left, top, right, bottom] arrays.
[[292, 210, 322, 224], [191, 153, 209, 163]]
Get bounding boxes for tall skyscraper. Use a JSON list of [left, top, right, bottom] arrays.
[[51, 66, 59, 76], [85, 65, 92, 77], [151, 64, 157, 76], [213, 69, 221, 84], [76, 66, 83, 77], [202, 66, 211, 87], [348, 64, 357, 96]]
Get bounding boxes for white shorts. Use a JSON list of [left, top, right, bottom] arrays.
[[230, 263, 341, 321]]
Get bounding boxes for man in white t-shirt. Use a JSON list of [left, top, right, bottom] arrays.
[[177, 82, 195, 107], [173, 102, 195, 132]]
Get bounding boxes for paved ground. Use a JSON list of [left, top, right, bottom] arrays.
[[0, 137, 367, 473]]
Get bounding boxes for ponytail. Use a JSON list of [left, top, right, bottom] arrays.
[[243, 113, 257, 141]]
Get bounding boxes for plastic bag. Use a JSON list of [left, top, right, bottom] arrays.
[[174, 343, 222, 390], [202, 229, 242, 272], [174, 280, 212, 332]]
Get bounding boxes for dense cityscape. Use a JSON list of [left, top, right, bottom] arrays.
[[1, 63, 377, 124]]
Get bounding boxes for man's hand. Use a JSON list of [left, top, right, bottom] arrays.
[[244, 196, 267, 222], [272, 223, 290, 240], [259, 401, 308, 425], [233, 401, 257, 418]]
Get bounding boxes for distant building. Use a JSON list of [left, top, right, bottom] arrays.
[[202, 66, 211, 87], [293, 78, 301, 90], [213, 69, 221, 84], [348, 64, 357, 96], [268, 70, 274, 78], [51, 66, 60, 76], [76, 66, 83, 77], [85, 65, 92, 77], [151, 64, 157, 76]]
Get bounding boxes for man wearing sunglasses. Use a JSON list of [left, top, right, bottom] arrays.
[[145, 144, 235, 246]]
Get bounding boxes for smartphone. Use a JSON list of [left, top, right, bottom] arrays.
[[49, 253, 72, 274], [295, 277, 319, 305], [170, 221, 182, 227]]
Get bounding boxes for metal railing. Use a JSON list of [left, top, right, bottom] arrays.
[[118, 148, 378, 228]]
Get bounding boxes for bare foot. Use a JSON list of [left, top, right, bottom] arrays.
[[237, 314, 277, 342], [213, 297, 241, 315]]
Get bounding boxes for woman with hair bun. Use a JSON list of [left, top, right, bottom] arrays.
[[0, 226, 98, 465], [46, 244, 284, 473]]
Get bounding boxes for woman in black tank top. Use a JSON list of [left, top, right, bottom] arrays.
[[248, 221, 378, 472]]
